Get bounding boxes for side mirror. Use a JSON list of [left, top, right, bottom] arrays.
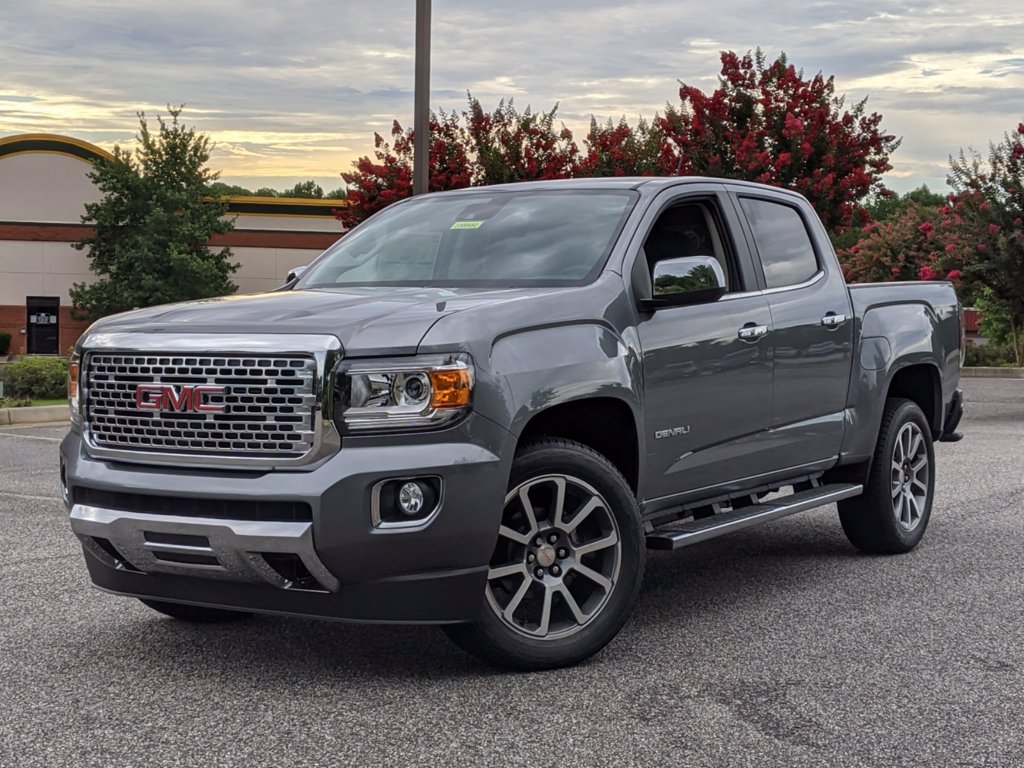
[[286, 265, 308, 283], [641, 256, 726, 311]]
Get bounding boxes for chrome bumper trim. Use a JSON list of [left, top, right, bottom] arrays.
[[69, 504, 340, 592]]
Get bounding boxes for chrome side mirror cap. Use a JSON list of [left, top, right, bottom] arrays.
[[642, 256, 727, 310], [286, 265, 308, 283]]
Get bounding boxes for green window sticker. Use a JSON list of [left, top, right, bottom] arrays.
[[451, 220, 484, 230]]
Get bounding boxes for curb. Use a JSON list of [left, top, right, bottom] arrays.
[[961, 367, 1024, 379], [0, 405, 69, 426]]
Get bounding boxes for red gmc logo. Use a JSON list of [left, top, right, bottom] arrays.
[[135, 384, 226, 413]]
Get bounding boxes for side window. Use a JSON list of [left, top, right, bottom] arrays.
[[738, 198, 819, 289], [642, 201, 737, 292]]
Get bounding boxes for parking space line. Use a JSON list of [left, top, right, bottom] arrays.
[[0, 432, 63, 443], [0, 491, 61, 502]]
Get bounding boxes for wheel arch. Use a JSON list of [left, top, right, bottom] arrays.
[[885, 362, 943, 435], [517, 397, 640, 494]]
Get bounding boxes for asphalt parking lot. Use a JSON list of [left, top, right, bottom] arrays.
[[0, 378, 1021, 767]]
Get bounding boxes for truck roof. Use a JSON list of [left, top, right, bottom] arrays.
[[420, 176, 811, 202]]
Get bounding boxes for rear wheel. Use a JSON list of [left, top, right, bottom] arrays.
[[444, 438, 644, 670], [139, 599, 252, 623], [838, 398, 935, 554]]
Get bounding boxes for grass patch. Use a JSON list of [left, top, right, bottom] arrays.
[[0, 397, 66, 409]]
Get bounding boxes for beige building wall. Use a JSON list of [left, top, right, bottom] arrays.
[[233, 247, 327, 294], [0, 240, 92, 304], [0, 152, 101, 223]]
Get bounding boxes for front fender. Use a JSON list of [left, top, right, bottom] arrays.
[[490, 322, 642, 439]]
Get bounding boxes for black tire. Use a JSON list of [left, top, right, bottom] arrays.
[[838, 398, 935, 554], [139, 599, 253, 623], [443, 438, 645, 671]]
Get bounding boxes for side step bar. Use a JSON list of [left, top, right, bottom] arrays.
[[645, 483, 863, 551]]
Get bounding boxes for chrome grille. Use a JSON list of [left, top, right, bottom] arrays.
[[84, 353, 318, 459]]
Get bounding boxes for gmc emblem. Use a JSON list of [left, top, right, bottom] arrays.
[[135, 384, 226, 413]]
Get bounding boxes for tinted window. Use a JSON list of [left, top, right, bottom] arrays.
[[643, 202, 737, 291], [739, 198, 818, 289], [300, 191, 637, 288]]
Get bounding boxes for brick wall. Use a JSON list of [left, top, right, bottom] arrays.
[[0, 305, 88, 356]]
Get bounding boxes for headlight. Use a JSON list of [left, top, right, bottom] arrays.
[[333, 354, 473, 433], [68, 352, 82, 426]]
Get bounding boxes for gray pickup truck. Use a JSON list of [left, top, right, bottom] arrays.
[[61, 177, 964, 670]]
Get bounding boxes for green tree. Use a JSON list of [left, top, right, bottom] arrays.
[[282, 180, 325, 198], [863, 185, 946, 223], [70, 107, 237, 320], [208, 181, 255, 197]]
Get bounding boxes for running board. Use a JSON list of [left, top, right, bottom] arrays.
[[645, 483, 863, 551]]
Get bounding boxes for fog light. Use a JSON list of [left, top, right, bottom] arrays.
[[372, 476, 442, 528], [398, 482, 425, 516]]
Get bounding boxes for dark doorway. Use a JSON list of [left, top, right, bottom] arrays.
[[26, 297, 60, 355]]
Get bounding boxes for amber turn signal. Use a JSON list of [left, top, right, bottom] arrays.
[[68, 361, 79, 400], [429, 368, 473, 408]]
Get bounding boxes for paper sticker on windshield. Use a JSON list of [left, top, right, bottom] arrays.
[[451, 220, 484, 230]]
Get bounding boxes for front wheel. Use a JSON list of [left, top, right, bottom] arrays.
[[838, 398, 935, 554], [444, 438, 645, 670]]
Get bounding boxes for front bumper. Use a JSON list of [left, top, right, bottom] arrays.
[[62, 414, 515, 623]]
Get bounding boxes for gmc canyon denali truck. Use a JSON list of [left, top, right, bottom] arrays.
[[62, 178, 964, 670]]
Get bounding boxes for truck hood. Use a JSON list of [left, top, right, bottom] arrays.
[[83, 286, 558, 356]]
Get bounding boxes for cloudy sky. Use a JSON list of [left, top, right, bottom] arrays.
[[2, 0, 1022, 196]]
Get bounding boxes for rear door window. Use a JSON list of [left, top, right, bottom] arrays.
[[738, 198, 819, 289]]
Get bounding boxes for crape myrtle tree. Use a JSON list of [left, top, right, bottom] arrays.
[[340, 96, 578, 226], [657, 49, 900, 233], [837, 201, 964, 284], [341, 51, 900, 235], [944, 123, 1024, 364], [71, 107, 237, 320], [577, 116, 672, 177], [339, 108, 473, 227]]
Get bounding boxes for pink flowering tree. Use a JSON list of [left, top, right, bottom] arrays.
[[945, 122, 1024, 363], [657, 49, 900, 233], [838, 202, 964, 284]]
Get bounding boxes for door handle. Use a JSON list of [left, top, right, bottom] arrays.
[[821, 312, 847, 329], [737, 323, 768, 341]]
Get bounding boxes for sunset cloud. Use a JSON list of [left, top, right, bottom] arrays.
[[2, 0, 1021, 194]]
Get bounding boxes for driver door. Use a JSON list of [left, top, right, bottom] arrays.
[[635, 187, 775, 502]]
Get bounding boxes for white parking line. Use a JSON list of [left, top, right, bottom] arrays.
[[0, 491, 61, 502], [0, 432, 62, 443]]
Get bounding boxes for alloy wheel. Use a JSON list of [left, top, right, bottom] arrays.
[[485, 474, 622, 639], [890, 422, 930, 531]]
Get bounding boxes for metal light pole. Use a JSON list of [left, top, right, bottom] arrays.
[[413, 0, 431, 196]]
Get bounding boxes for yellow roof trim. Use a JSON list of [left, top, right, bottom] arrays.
[[0, 133, 116, 162]]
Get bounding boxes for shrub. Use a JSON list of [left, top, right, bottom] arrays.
[[964, 342, 1016, 367], [5, 356, 70, 399], [0, 396, 32, 408], [0, 331, 11, 356]]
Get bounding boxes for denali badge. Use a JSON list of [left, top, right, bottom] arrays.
[[654, 425, 691, 440], [134, 384, 227, 413]]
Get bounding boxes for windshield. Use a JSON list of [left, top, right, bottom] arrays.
[[299, 189, 637, 288]]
